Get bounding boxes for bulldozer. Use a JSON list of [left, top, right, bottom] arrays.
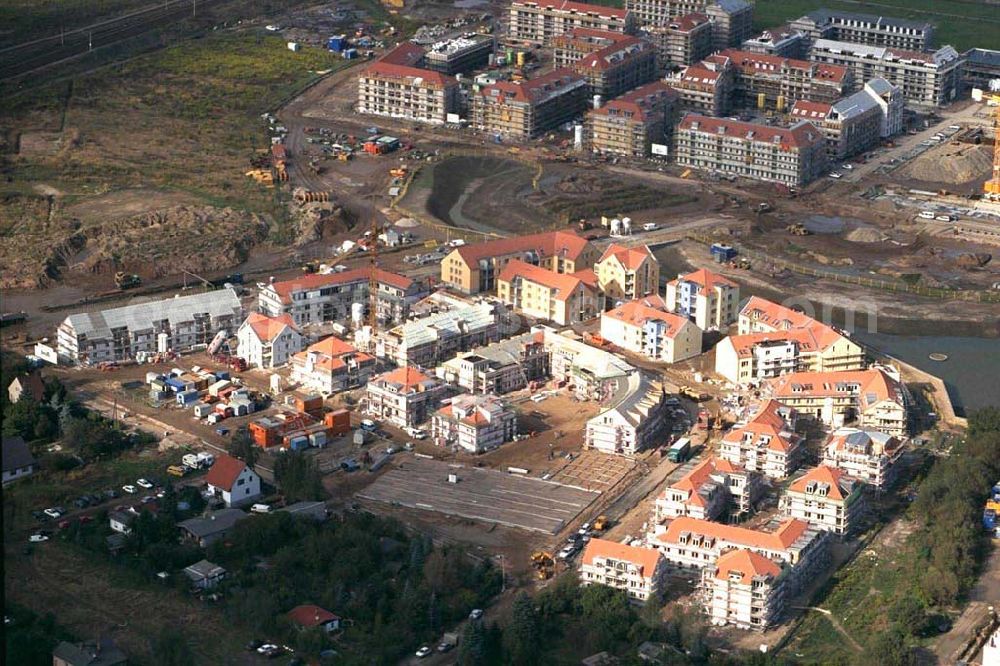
[[530, 551, 554, 580], [786, 223, 812, 236], [114, 272, 141, 289]]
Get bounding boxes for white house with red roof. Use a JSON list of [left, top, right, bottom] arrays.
[[822, 427, 904, 490], [719, 399, 803, 479], [595, 243, 660, 304], [600, 295, 702, 363], [781, 465, 866, 535], [431, 393, 517, 453], [236, 312, 304, 369], [290, 336, 377, 395], [664, 267, 739, 332], [654, 456, 763, 523], [205, 454, 261, 507], [579, 537, 667, 604], [365, 367, 448, 428], [701, 549, 787, 631], [287, 604, 341, 633]]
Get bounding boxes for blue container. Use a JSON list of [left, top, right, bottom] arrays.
[[165, 377, 186, 392], [710, 243, 737, 262], [343, 48, 358, 60], [215, 370, 231, 381], [327, 35, 346, 52], [289, 436, 309, 451], [985, 510, 997, 530], [177, 390, 200, 405]]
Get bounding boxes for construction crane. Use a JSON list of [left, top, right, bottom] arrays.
[[985, 92, 1000, 201]]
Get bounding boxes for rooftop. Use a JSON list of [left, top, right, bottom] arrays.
[[714, 549, 782, 585], [591, 81, 677, 122], [658, 516, 813, 552], [205, 454, 250, 491], [476, 67, 587, 105], [267, 268, 414, 304], [603, 298, 692, 339], [499, 259, 592, 301], [178, 509, 249, 538], [679, 113, 826, 150], [512, 0, 629, 19], [581, 537, 663, 576], [667, 267, 737, 291], [288, 604, 341, 627], [244, 312, 298, 343], [2, 435, 36, 474], [767, 368, 906, 409], [64, 288, 241, 338], [451, 229, 592, 265], [803, 8, 934, 32]]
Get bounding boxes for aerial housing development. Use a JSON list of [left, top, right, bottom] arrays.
[[5, 0, 1000, 664]]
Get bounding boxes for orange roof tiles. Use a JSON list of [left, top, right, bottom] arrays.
[[719, 48, 848, 84], [790, 99, 833, 121], [667, 12, 710, 32], [714, 549, 782, 585], [667, 457, 729, 507], [722, 399, 799, 453], [292, 336, 373, 372], [452, 229, 592, 265], [499, 260, 591, 301], [581, 537, 663, 576], [572, 267, 599, 289], [598, 243, 653, 271], [377, 366, 435, 389], [604, 298, 691, 339], [475, 68, 586, 105], [679, 113, 826, 151], [767, 369, 903, 409], [515, 0, 628, 19], [739, 296, 847, 351], [245, 312, 298, 343], [667, 267, 736, 291], [205, 454, 248, 492], [659, 516, 811, 552], [287, 604, 340, 627], [788, 465, 850, 501], [575, 36, 650, 73], [268, 268, 413, 304], [590, 81, 677, 122]]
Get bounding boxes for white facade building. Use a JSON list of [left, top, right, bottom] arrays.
[[431, 393, 517, 453], [664, 268, 739, 331], [365, 367, 448, 428], [702, 549, 787, 631], [205, 454, 262, 508], [822, 427, 904, 490], [781, 465, 866, 535], [600, 295, 703, 364], [579, 537, 667, 604], [719, 399, 803, 479], [236, 312, 304, 369]]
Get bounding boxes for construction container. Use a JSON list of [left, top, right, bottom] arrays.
[[343, 48, 358, 59], [516, 51, 525, 67], [287, 41, 300, 52], [215, 370, 231, 381], [325, 409, 351, 436], [145, 372, 161, 385], [250, 418, 283, 448], [710, 243, 737, 262], [149, 389, 169, 402], [288, 434, 310, 451], [150, 379, 168, 392], [354, 430, 368, 446], [165, 377, 187, 393], [296, 394, 324, 417], [176, 390, 200, 405], [506, 48, 513, 65], [193, 404, 212, 418], [208, 379, 232, 397], [309, 431, 328, 448], [327, 34, 346, 52]]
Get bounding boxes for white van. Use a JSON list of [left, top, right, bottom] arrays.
[[918, 211, 936, 220], [251, 503, 272, 514]]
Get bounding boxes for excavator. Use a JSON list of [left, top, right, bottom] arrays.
[[114, 272, 141, 289], [530, 551, 554, 580]]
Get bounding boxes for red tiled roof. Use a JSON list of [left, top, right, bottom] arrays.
[[452, 229, 592, 265], [246, 312, 298, 343], [555, 27, 632, 46], [714, 549, 782, 585], [790, 99, 833, 121], [581, 537, 663, 576], [603, 298, 691, 339], [658, 516, 811, 552], [499, 260, 591, 301], [590, 81, 677, 122], [513, 0, 628, 19], [572, 267, 599, 289], [287, 604, 340, 628], [363, 61, 457, 88], [788, 465, 849, 501], [475, 68, 586, 104], [667, 12, 709, 32], [722, 399, 800, 453], [767, 369, 903, 409], [376, 366, 435, 389], [739, 296, 846, 350], [205, 454, 248, 492], [598, 243, 653, 271], [667, 267, 737, 291], [678, 113, 826, 151], [379, 42, 426, 66], [719, 48, 848, 83], [575, 36, 649, 73], [268, 268, 413, 304]]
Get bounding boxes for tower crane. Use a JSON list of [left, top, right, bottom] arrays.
[[985, 91, 1000, 201]]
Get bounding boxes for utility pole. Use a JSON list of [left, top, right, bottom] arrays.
[[192, 0, 196, 18], [88, 32, 92, 52]]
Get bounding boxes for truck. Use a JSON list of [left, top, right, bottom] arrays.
[[667, 437, 691, 463], [182, 453, 201, 470]]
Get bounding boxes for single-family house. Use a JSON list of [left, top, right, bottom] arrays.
[[178, 508, 249, 548], [184, 559, 227, 589], [2, 435, 38, 485], [288, 604, 342, 633], [236, 312, 304, 369], [7, 371, 44, 404], [205, 454, 261, 507], [52, 638, 128, 666]]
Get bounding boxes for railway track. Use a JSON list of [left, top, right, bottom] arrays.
[[0, 0, 217, 82]]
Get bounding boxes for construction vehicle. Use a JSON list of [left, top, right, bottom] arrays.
[[679, 386, 710, 402], [984, 93, 1000, 201], [530, 551, 555, 580], [246, 169, 274, 185], [786, 223, 812, 236], [212, 354, 247, 372], [207, 330, 229, 356], [301, 261, 319, 273], [389, 167, 408, 178], [114, 272, 141, 289], [592, 515, 609, 531], [293, 189, 331, 205]]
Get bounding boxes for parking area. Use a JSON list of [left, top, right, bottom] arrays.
[[550, 450, 636, 493], [357, 457, 600, 534]]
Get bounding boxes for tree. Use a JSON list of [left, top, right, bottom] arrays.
[[889, 596, 928, 637], [867, 627, 915, 666], [274, 451, 324, 502], [228, 428, 257, 467], [458, 621, 487, 666], [503, 593, 539, 666], [150, 626, 194, 666]]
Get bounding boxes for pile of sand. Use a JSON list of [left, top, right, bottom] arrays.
[[845, 227, 889, 243], [902, 144, 992, 185]]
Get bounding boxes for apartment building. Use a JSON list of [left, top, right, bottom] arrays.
[[536, 325, 636, 401], [235, 312, 304, 369], [664, 267, 739, 331], [58, 289, 242, 364], [431, 393, 517, 453], [554, 28, 626, 66], [365, 367, 448, 428], [675, 114, 828, 187], [809, 40, 964, 107], [766, 367, 911, 437], [289, 336, 376, 395], [497, 260, 601, 326], [587, 81, 678, 157], [702, 549, 787, 631], [471, 68, 589, 139], [424, 34, 495, 75], [790, 9, 935, 51], [440, 229, 599, 294], [508, 1, 636, 45], [719, 399, 803, 479], [258, 268, 423, 328], [715, 296, 866, 385], [436, 330, 550, 394], [600, 295, 703, 364], [962, 48, 1000, 92], [378, 300, 501, 368], [790, 85, 888, 160], [580, 538, 667, 604], [704, 0, 753, 51], [668, 54, 735, 116], [862, 78, 906, 138], [646, 12, 713, 70], [741, 26, 808, 58], [652, 516, 829, 596], [585, 371, 670, 455], [596, 243, 660, 302], [654, 456, 763, 522], [357, 43, 460, 124], [781, 465, 866, 536], [571, 36, 657, 98], [823, 427, 904, 491], [720, 49, 851, 110]]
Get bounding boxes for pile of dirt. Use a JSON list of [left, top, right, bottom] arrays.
[[293, 202, 353, 245], [901, 144, 993, 185], [845, 227, 889, 243]]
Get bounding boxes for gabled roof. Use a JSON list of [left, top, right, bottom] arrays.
[[451, 229, 592, 265], [267, 268, 414, 304], [667, 456, 730, 507], [590, 81, 677, 122], [9, 371, 45, 401], [292, 336, 374, 372], [719, 48, 848, 84], [375, 366, 437, 390], [288, 604, 341, 627], [575, 36, 650, 73], [598, 243, 654, 271], [714, 549, 782, 585], [245, 312, 298, 343], [581, 537, 663, 576], [475, 68, 587, 105], [722, 399, 799, 453], [603, 298, 691, 339], [205, 454, 250, 491], [178, 509, 248, 538], [658, 516, 811, 552], [499, 260, 592, 301], [826, 427, 900, 457], [678, 113, 826, 151], [739, 296, 846, 349], [790, 99, 832, 121], [667, 267, 737, 291], [2, 435, 37, 473], [513, 0, 628, 19], [788, 465, 851, 501], [379, 42, 426, 67], [666, 12, 709, 32], [767, 368, 905, 409]]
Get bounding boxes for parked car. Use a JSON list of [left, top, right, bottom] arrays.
[[438, 641, 454, 653], [28, 534, 49, 543], [104, 489, 120, 499], [43, 508, 62, 519], [469, 608, 483, 620], [385, 446, 397, 455], [828, 172, 842, 179], [642, 223, 658, 231], [415, 646, 432, 659], [403, 442, 414, 451], [122, 485, 138, 494], [136, 478, 153, 489]]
